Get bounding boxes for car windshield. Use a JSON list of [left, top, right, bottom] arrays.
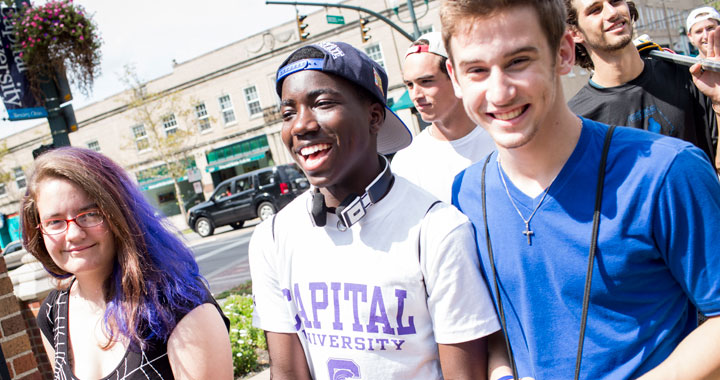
[[3, 241, 23, 255]]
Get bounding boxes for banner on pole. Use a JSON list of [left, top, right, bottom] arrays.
[[0, 6, 47, 121]]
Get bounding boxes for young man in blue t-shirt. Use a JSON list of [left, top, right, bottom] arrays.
[[442, 0, 720, 378]]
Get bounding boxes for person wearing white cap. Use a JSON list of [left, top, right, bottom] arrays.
[[249, 41, 500, 379], [565, 0, 720, 173], [687, 6, 720, 58], [391, 32, 496, 203]]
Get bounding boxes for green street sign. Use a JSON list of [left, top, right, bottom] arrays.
[[326, 15, 345, 25]]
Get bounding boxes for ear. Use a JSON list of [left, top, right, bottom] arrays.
[[446, 59, 463, 99], [556, 30, 576, 75], [368, 102, 384, 135], [568, 25, 586, 45]]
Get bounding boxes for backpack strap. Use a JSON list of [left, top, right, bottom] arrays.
[[418, 200, 442, 298]]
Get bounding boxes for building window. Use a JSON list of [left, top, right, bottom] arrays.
[[162, 114, 178, 136], [364, 44, 385, 68], [244, 86, 263, 117], [87, 140, 101, 152], [195, 103, 211, 132], [218, 94, 236, 125], [132, 125, 150, 151], [13, 167, 26, 189], [0, 183, 6, 198]]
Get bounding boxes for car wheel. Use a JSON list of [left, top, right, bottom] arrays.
[[230, 221, 244, 230], [195, 217, 214, 237], [257, 202, 276, 221]]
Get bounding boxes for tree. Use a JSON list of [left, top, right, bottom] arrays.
[[121, 65, 206, 221]]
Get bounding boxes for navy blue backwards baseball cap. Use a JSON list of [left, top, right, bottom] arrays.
[[276, 41, 412, 155]]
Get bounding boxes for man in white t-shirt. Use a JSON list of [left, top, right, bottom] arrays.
[[687, 6, 720, 59], [249, 41, 500, 380], [392, 32, 496, 203]]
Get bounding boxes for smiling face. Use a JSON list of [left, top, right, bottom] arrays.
[[280, 70, 383, 197], [446, 5, 572, 151], [35, 176, 116, 279], [689, 18, 719, 57], [571, 0, 633, 53], [403, 53, 460, 124]]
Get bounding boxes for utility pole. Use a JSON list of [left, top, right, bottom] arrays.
[[406, 0, 421, 40], [14, 0, 75, 148], [660, 0, 674, 49]]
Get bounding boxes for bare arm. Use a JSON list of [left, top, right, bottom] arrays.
[[167, 303, 233, 380], [637, 316, 720, 380], [41, 333, 55, 370], [487, 331, 514, 380], [438, 337, 488, 380], [265, 331, 312, 380]]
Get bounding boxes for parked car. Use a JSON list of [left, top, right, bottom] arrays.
[[187, 164, 309, 237], [2, 240, 26, 271]]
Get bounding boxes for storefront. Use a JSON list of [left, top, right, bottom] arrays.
[[0, 212, 20, 249], [135, 158, 202, 217], [205, 135, 274, 186]]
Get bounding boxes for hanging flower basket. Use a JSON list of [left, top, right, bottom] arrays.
[[9, 0, 101, 101]]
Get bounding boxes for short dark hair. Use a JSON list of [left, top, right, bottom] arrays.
[[441, 0, 567, 62], [565, 0, 639, 70], [409, 39, 449, 77], [279, 46, 381, 108]]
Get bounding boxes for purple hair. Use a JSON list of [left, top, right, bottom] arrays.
[[21, 147, 209, 346]]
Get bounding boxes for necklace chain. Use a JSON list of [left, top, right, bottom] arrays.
[[497, 160, 552, 245]]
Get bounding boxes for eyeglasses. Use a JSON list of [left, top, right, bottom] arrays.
[[37, 210, 105, 235]]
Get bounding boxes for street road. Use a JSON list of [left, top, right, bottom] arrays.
[[186, 220, 261, 295]]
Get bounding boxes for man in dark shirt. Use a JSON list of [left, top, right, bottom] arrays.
[[565, 0, 720, 170]]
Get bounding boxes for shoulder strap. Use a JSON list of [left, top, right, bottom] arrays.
[[481, 125, 616, 380], [271, 214, 277, 242], [574, 124, 616, 379], [418, 200, 442, 298]]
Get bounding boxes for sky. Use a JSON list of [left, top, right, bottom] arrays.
[[0, 0, 336, 139]]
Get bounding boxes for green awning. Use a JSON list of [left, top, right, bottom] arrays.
[[390, 90, 414, 112], [205, 152, 267, 173]]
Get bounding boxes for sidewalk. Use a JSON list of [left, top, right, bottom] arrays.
[[245, 369, 269, 380]]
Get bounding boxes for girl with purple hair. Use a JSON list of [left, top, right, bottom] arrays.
[[20, 147, 232, 379]]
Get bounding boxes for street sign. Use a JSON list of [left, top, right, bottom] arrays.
[[193, 181, 203, 194], [187, 167, 202, 183], [326, 15, 345, 25]]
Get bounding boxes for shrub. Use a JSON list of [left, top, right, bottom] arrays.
[[224, 294, 267, 377]]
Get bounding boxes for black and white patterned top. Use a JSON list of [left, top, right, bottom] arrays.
[[37, 286, 228, 380]]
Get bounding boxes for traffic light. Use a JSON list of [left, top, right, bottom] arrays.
[[297, 14, 310, 41], [61, 103, 78, 132], [360, 17, 371, 43]]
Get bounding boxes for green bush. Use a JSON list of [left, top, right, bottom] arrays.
[[224, 294, 267, 377]]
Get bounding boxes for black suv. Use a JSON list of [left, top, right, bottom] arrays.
[[187, 164, 309, 237]]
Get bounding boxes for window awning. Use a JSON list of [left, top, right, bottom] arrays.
[[390, 90, 414, 112]]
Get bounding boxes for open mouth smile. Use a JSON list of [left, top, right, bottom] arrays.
[[489, 105, 528, 121], [605, 20, 626, 32], [298, 143, 332, 169]]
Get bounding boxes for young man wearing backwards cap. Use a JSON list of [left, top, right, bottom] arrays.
[[565, 0, 720, 171], [687, 6, 720, 59], [249, 41, 500, 379], [392, 32, 495, 203]]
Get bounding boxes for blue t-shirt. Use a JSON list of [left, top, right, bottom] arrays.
[[452, 117, 720, 379]]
